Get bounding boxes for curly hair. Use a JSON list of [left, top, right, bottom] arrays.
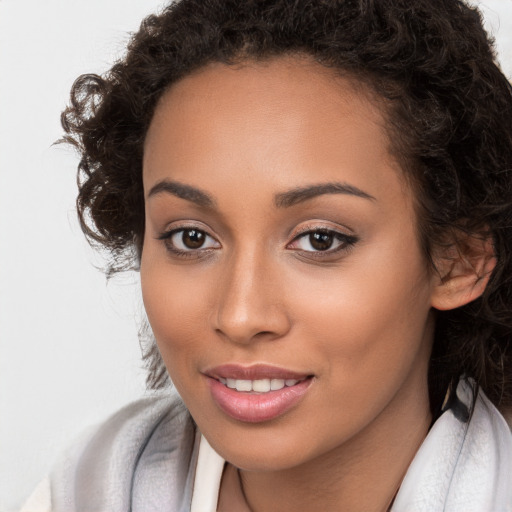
[[61, 0, 512, 415]]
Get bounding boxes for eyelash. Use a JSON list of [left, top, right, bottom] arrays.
[[157, 226, 220, 259], [157, 225, 358, 260], [288, 227, 358, 256]]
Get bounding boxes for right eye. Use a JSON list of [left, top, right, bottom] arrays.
[[158, 227, 221, 256]]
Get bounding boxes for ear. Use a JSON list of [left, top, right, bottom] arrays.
[[430, 231, 496, 311]]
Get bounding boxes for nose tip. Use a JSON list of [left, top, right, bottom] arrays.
[[214, 306, 288, 345], [212, 260, 291, 345]]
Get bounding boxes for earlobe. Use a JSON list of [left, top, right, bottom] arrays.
[[430, 232, 496, 311]]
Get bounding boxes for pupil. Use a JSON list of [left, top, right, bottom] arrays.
[[310, 232, 333, 251], [183, 229, 205, 249]]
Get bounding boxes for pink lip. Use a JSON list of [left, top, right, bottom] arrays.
[[204, 363, 310, 381], [204, 364, 313, 423]]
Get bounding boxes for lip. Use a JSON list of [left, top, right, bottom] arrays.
[[204, 364, 314, 423], [204, 363, 310, 381]]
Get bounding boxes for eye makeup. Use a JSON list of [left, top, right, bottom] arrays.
[[156, 220, 359, 262], [287, 227, 358, 258], [157, 225, 221, 259]]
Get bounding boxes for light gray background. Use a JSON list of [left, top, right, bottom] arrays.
[[0, 1, 511, 510]]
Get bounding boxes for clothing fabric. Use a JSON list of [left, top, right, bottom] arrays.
[[22, 381, 512, 512]]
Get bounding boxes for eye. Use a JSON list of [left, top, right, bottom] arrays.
[[158, 227, 220, 256], [288, 228, 358, 255], [301, 231, 336, 251]]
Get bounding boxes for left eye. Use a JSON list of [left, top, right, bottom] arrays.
[[163, 228, 220, 252], [290, 230, 356, 253]]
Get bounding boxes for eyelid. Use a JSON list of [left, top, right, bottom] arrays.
[[157, 222, 221, 258], [157, 224, 218, 240], [289, 220, 356, 241], [286, 222, 359, 256], [157, 218, 215, 234], [155, 220, 357, 259]]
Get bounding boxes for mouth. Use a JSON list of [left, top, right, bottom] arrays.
[[217, 376, 308, 393], [204, 364, 314, 423]]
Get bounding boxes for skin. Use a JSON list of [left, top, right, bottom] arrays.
[[140, 55, 452, 511]]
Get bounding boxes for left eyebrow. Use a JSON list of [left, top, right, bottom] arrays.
[[274, 182, 376, 208], [147, 179, 216, 208]]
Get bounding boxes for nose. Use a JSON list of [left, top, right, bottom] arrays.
[[212, 249, 291, 345]]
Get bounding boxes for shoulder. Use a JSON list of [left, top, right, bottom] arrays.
[[393, 379, 512, 512], [47, 390, 197, 512]]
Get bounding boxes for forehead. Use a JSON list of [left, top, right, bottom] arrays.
[[143, 55, 405, 204], [146, 55, 387, 140]]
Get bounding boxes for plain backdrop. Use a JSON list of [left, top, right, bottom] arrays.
[[0, 1, 511, 510]]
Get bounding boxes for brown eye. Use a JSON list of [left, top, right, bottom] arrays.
[[288, 227, 358, 256], [161, 227, 221, 255], [309, 231, 334, 251], [182, 229, 205, 249]]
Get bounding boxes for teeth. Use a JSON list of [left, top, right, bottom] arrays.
[[253, 379, 271, 392], [220, 377, 303, 393], [235, 380, 252, 392], [270, 378, 285, 390]]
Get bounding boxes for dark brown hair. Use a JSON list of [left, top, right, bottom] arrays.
[[61, 0, 512, 415]]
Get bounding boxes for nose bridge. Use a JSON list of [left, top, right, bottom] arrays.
[[213, 243, 289, 344]]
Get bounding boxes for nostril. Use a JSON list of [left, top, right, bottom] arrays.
[[254, 330, 276, 338], [211, 275, 292, 344]]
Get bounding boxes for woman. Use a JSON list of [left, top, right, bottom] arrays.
[[24, 0, 512, 510]]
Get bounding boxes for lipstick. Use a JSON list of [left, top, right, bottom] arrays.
[[205, 364, 313, 423]]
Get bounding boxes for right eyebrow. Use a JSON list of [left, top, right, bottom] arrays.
[[274, 182, 376, 208], [146, 179, 216, 208]]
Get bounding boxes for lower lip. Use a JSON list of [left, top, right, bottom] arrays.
[[207, 377, 313, 423]]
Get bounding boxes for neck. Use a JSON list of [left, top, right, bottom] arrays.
[[235, 378, 432, 512]]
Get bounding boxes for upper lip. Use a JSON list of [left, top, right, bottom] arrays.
[[204, 364, 311, 381]]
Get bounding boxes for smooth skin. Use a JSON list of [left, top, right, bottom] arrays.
[[140, 55, 494, 512]]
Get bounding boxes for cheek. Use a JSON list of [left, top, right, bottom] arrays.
[[280, 257, 433, 446], [288, 233, 433, 384], [140, 251, 212, 382]]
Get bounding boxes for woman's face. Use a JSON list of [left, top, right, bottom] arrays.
[[141, 56, 436, 471]]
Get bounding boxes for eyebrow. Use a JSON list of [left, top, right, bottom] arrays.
[[274, 182, 376, 208], [147, 179, 375, 209], [147, 179, 216, 208]]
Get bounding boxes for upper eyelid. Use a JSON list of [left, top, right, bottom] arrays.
[[289, 229, 357, 245], [158, 221, 218, 237], [287, 225, 359, 249], [159, 227, 220, 257], [157, 221, 357, 246], [290, 223, 355, 239], [159, 224, 350, 237], [159, 226, 220, 245]]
